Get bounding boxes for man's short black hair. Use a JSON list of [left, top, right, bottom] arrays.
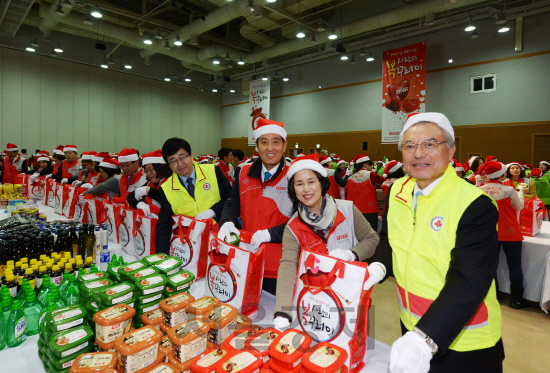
[[218, 147, 232, 159], [100, 166, 120, 178], [162, 137, 192, 162], [355, 160, 372, 172], [21, 149, 27, 154], [287, 171, 331, 202], [232, 149, 244, 161], [55, 154, 66, 161], [255, 135, 286, 145]]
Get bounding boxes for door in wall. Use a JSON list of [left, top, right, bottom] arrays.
[[454, 136, 461, 162], [533, 134, 550, 165]]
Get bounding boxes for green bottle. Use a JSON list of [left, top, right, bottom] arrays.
[[22, 291, 42, 336], [61, 273, 79, 300], [18, 282, 32, 308], [63, 287, 79, 306], [58, 270, 70, 294], [89, 264, 98, 273], [117, 256, 124, 265], [0, 303, 5, 350], [111, 254, 118, 264], [39, 300, 56, 331], [48, 285, 65, 308], [2, 296, 12, 324], [6, 300, 27, 347], [37, 275, 51, 306], [16, 278, 29, 302]]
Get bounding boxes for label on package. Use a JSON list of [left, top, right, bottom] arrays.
[[197, 348, 228, 367], [308, 346, 341, 368], [169, 272, 191, 284], [175, 320, 205, 337], [220, 352, 258, 373], [149, 366, 175, 373], [104, 284, 130, 295], [176, 335, 207, 362], [113, 292, 133, 304], [122, 262, 145, 272], [77, 353, 114, 367], [166, 309, 188, 327], [230, 331, 254, 349], [100, 305, 130, 320], [57, 318, 84, 331], [166, 293, 192, 306], [207, 306, 232, 321], [62, 341, 89, 358], [132, 268, 156, 278], [124, 328, 157, 345], [275, 332, 305, 355], [142, 293, 163, 304], [124, 344, 159, 373], [62, 358, 76, 369], [145, 254, 167, 263], [81, 273, 106, 281], [146, 309, 163, 321], [14, 316, 27, 343], [53, 309, 82, 321], [143, 303, 160, 313], [85, 280, 110, 289], [190, 297, 215, 310], [56, 328, 87, 346], [250, 331, 279, 352], [155, 259, 178, 270]]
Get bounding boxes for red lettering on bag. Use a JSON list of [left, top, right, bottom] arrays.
[[276, 186, 287, 191], [336, 234, 348, 240]]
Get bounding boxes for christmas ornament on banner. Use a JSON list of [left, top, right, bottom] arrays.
[[382, 41, 426, 144], [248, 79, 270, 145]]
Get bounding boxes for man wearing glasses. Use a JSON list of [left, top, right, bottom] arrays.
[[155, 137, 232, 253], [372, 113, 503, 373]]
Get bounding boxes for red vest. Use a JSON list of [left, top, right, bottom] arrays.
[[287, 199, 357, 254], [87, 170, 103, 186], [144, 178, 167, 214], [215, 160, 233, 185], [326, 169, 340, 200], [53, 163, 60, 175], [345, 170, 379, 214], [62, 158, 81, 179], [503, 178, 530, 195], [119, 168, 146, 200], [482, 180, 523, 241], [3, 155, 24, 184], [239, 163, 294, 278]]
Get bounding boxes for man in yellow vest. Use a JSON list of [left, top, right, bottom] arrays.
[[155, 137, 232, 253], [372, 113, 503, 373]]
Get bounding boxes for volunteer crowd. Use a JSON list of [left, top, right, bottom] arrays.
[[1, 114, 549, 373]]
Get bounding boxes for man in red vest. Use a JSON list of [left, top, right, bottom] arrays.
[[215, 147, 235, 184], [117, 148, 146, 200], [55, 145, 81, 184], [218, 118, 295, 294], [3, 143, 28, 184]]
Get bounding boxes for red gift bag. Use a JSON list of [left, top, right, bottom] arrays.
[[119, 207, 139, 256], [54, 183, 65, 215], [134, 213, 158, 259], [29, 176, 46, 201], [104, 200, 123, 243], [81, 197, 106, 225], [62, 185, 86, 219], [15, 174, 30, 197], [205, 231, 266, 315], [520, 196, 546, 237], [44, 179, 56, 207]]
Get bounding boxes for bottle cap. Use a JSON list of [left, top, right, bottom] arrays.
[[11, 300, 21, 310], [86, 257, 93, 263], [77, 255, 83, 261], [65, 264, 72, 270], [40, 255, 47, 260], [25, 268, 33, 275], [32, 264, 39, 271], [21, 257, 28, 263], [21, 263, 28, 270], [30, 259, 37, 265], [68, 287, 76, 294], [26, 291, 36, 302], [46, 263, 53, 268], [64, 252, 71, 258], [36, 261, 43, 266], [15, 261, 22, 267], [39, 266, 47, 272], [76, 260, 84, 265], [52, 265, 60, 271], [6, 274, 15, 281], [7, 260, 14, 266]]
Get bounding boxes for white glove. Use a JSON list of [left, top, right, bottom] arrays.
[[72, 180, 82, 187], [363, 262, 387, 291], [195, 209, 215, 220], [134, 186, 147, 201], [45, 174, 53, 180], [251, 229, 271, 248], [329, 248, 355, 262], [345, 167, 353, 177], [61, 178, 69, 184], [273, 317, 291, 332], [218, 222, 240, 242], [29, 173, 39, 181], [389, 331, 433, 373], [80, 183, 93, 190], [137, 202, 152, 217]]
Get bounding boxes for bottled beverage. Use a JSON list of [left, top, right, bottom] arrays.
[[45, 262, 53, 276], [63, 287, 79, 306], [2, 296, 12, 324], [22, 290, 42, 336], [94, 225, 101, 266], [50, 265, 62, 286], [6, 299, 27, 347], [4, 275, 17, 299], [64, 263, 73, 276], [17, 264, 29, 293], [84, 257, 93, 273], [100, 246, 111, 272], [0, 302, 5, 350], [85, 224, 95, 260], [23, 268, 36, 290], [35, 266, 47, 293], [48, 285, 64, 308], [70, 226, 79, 258], [13, 262, 22, 283]]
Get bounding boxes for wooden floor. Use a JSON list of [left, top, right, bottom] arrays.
[[369, 277, 550, 372]]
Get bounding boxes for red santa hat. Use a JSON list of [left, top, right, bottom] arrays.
[[99, 157, 120, 169], [506, 161, 523, 170], [54, 145, 65, 156], [486, 156, 497, 162], [319, 156, 332, 166], [353, 154, 370, 164], [525, 164, 533, 170], [333, 154, 340, 161], [540, 161, 550, 168], [252, 153, 259, 159], [285, 157, 293, 164], [117, 148, 139, 163], [37, 155, 51, 163], [81, 151, 97, 161], [92, 152, 110, 162], [296, 153, 305, 158], [206, 154, 215, 160], [6, 143, 18, 151], [467, 156, 480, 168], [337, 160, 348, 167], [142, 150, 166, 165], [37, 150, 50, 157], [383, 161, 403, 177], [64, 144, 78, 153], [530, 168, 542, 178], [198, 156, 208, 164], [254, 118, 287, 141], [400, 112, 454, 141], [478, 161, 506, 179], [288, 153, 327, 179], [454, 162, 466, 172]]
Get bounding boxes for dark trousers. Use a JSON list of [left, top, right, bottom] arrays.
[[400, 322, 504, 373], [500, 240, 524, 288], [262, 278, 277, 295], [362, 212, 379, 232]]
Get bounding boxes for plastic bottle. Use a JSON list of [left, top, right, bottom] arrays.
[[23, 268, 36, 290], [89, 264, 98, 273], [39, 300, 56, 332], [16, 279, 29, 302], [100, 246, 111, 272], [48, 285, 64, 308], [70, 226, 79, 258], [38, 275, 51, 306], [59, 271, 71, 295], [35, 265, 47, 292], [6, 299, 27, 347], [94, 225, 102, 266], [22, 290, 42, 336], [84, 257, 93, 273], [2, 296, 12, 324], [61, 273, 79, 300], [50, 265, 62, 286], [18, 282, 32, 308], [13, 261, 22, 283], [0, 303, 5, 350], [63, 287, 79, 306], [4, 274, 17, 299]]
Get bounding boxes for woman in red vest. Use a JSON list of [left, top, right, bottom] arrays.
[[480, 161, 529, 309], [504, 162, 536, 199], [272, 153, 383, 329], [82, 157, 121, 200], [320, 155, 340, 200], [54, 145, 81, 184]]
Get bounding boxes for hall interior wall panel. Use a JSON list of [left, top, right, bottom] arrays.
[[73, 64, 90, 152], [2, 48, 23, 149], [39, 55, 59, 152], [160, 84, 172, 143], [57, 60, 74, 148], [102, 70, 117, 153], [149, 80, 162, 153], [21, 52, 41, 154], [127, 75, 141, 151], [87, 66, 104, 152], [114, 73, 129, 153]]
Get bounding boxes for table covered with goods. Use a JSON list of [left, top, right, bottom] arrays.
[[0, 178, 392, 373]]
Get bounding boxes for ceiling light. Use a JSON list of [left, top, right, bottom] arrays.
[[224, 52, 231, 61], [124, 62, 132, 69], [26, 45, 35, 52], [470, 30, 479, 39], [90, 6, 102, 18], [212, 56, 221, 65], [266, 0, 276, 2], [283, 73, 289, 82], [164, 75, 171, 82], [54, 43, 63, 53], [154, 30, 163, 40], [245, 0, 254, 12], [226, 60, 234, 68], [83, 15, 93, 25], [495, 13, 507, 25], [230, 87, 236, 93], [189, 35, 198, 45], [425, 12, 435, 26], [340, 54, 348, 61], [328, 29, 337, 40], [30, 37, 39, 48], [54, 5, 65, 16], [100, 60, 108, 69], [498, 22, 510, 33], [350, 55, 356, 64], [296, 28, 305, 38], [262, 74, 268, 81], [359, 48, 366, 56], [185, 77, 191, 82], [316, 21, 325, 32], [174, 35, 182, 46], [143, 34, 153, 45], [61, 0, 72, 8], [212, 88, 218, 92], [310, 34, 317, 44], [106, 56, 114, 65], [163, 40, 170, 50], [448, 59, 453, 63], [464, 21, 476, 32], [50, 50, 58, 58], [238, 57, 245, 65], [366, 51, 374, 62]]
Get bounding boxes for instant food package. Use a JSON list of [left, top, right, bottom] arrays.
[[301, 343, 348, 373], [114, 326, 162, 373], [159, 292, 195, 333], [167, 319, 210, 364], [69, 351, 119, 373], [268, 329, 312, 371]]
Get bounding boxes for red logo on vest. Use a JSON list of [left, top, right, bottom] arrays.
[[203, 183, 211, 190], [276, 186, 287, 191], [336, 233, 349, 241], [430, 216, 443, 232]]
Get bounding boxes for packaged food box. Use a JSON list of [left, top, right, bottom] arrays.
[[167, 354, 192, 373], [190, 347, 231, 373], [49, 344, 94, 371], [140, 309, 164, 332], [96, 328, 136, 352], [165, 270, 195, 295], [268, 329, 312, 370], [84, 301, 101, 316], [159, 293, 195, 329], [222, 328, 258, 352], [204, 305, 238, 347], [128, 267, 160, 282], [137, 293, 165, 306], [301, 343, 348, 373], [99, 282, 136, 306], [108, 265, 124, 282], [77, 272, 111, 285], [162, 288, 190, 299], [245, 328, 280, 364], [141, 254, 169, 266], [142, 362, 179, 373], [134, 274, 167, 297], [235, 314, 252, 328], [134, 297, 163, 316], [93, 304, 136, 344], [214, 350, 263, 373], [119, 261, 149, 282], [47, 305, 88, 332], [117, 354, 164, 373], [159, 336, 173, 362], [167, 319, 210, 363], [270, 359, 302, 373], [80, 279, 115, 300], [153, 257, 183, 276], [187, 296, 220, 320], [70, 351, 119, 373], [49, 325, 94, 359], [114, 326, 163, 373]]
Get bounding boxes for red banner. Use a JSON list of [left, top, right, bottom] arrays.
[[381, 41, 426, 144]]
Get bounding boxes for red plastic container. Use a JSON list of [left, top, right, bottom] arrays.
[[190, 347, 231, 373], [268, 330, 311, 370], [244, 328, 279, 364], [301, 343, 347, 373], [214, 350, 263, 373], [222, 327, 258, 352], [269, 359, 302, 373]]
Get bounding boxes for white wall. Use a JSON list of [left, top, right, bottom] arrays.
[[0, 47, 222, 155]]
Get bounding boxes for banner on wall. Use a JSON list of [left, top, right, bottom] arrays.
[[248, 79, 270, 145], [381, 41, 426, 144]]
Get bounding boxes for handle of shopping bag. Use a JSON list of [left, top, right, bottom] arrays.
[[209, 238, 235, 273], [177, 215, 189, 245], [304, 254, 345, 295]]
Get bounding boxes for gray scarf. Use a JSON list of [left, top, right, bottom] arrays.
[[298, 195, 338, 239]]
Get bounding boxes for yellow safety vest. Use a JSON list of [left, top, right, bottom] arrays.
[[161, 163, 221, 219], [388, 164, 501, 352]]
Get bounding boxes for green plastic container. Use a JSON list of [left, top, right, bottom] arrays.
[[136, 293, 165, 305], [79, 279, 115, 300], [134, 298, 162, 315], [99, 294, 138, 310], [163, 287, 190, 298], [134, 274, 167, 296], [84, 300, 101, 315], [107, 265, 123, 282], [153, 257, 183, 276], [141, 253, 169, 265], [132, 315, 145, 329], [48, 343, 94, 370], [118, 261, 149, 281], [127, 266, 159, 282], [76, 272, 111, 285], [48, 324, 94, 358], [38, 336, 46, 350], [46, 354, 73, 373], [98, 282, 135, 306], [46, 305, 87, 332], [165, 270, 195, 293]]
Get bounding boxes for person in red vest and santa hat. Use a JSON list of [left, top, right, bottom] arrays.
[[54, 145, 81, 184], [82, 157, 121, 200], [215, 148, 235, 184], [320, 155, 340, 200], [127, 150, 171, 216], [465, 156, 485, 185], [333, 154, 386, 230], [73, 151, 97, 187], [86, 151, 111, 186], [28, 151, 53, 179], [381, 160, 404, 198], [504, 162, 536, 199], [479, 161, 529, 309], [3, 143, 29, 183], [117, 148, 146, 200], [219, 118, 296, 295]]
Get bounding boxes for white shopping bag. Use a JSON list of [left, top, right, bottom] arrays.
[[44, 179, 56, 207], [134, 214, 158, 259], [104, 200, 122, 243], [118, 207, 139, 256], [54, 183, 65, 215], [28, 177, 46, 201]]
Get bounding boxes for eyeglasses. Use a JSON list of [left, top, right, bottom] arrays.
[[402, 140, 447, 152], [168, 153, 190, 166]]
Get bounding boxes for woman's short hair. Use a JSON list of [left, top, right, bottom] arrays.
[[355, 160, 372, 172], [388, 168, 405, 179], [39, 160, 52, 168], [287, 170, 331, 202], [506, 165, 525, 179], [152, 163, 172, 179], [55, 154, 66, 161], [100, 166, 120, 178]]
